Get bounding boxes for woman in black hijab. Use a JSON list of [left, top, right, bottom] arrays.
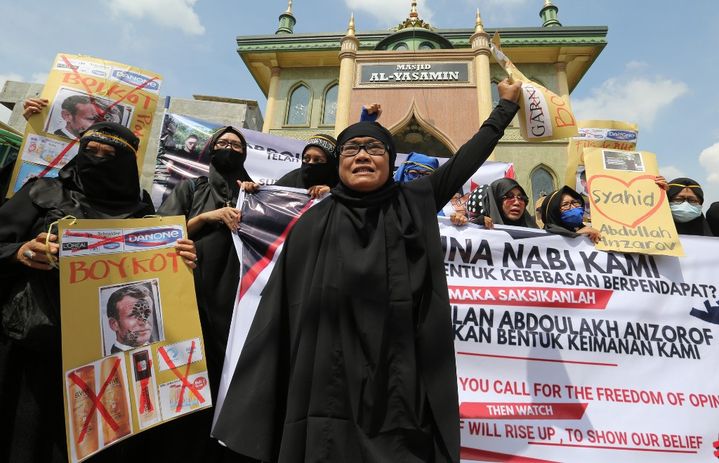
[[0, 122, 196, 463], [213, 80, 522, 462], [666, 177, 713, 236], [157, 126, 257, 461], [466, 178, 538, 229], [540, 185, 601, 243], [275, 133, 338, 197]]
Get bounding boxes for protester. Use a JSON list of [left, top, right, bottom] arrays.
[[0, 122, 197, 463], [707, 202, 719, 237], [393, 151, 439, 182], [156, 125, 256, 460], [274, 133, 338, 197], [212, 79, 522, 463], [666, 177, 713, 236], [465, 178, 538, 229], [539, 185, 601, 243], [54, 95, 100, 139]]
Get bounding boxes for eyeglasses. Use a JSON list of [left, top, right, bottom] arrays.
[[215, 140, 244, 151], [502, 193, 528, 204], [559, 200, 582, 211], [339, 142, 387, 157], [669, 197, 701, 205]]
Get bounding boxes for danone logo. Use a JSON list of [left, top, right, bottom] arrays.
[[607, 130, 637, 141], [111, 70, 160, 91], [124, 227, 181, 247]]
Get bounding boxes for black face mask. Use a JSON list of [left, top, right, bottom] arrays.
[[75, 149, 140, 204], [300, 162, 338, 189], [211, 148, 246, 174]]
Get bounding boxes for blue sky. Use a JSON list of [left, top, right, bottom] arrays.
[[2, 0, 717, 203]]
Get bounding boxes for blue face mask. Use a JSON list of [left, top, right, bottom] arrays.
[[560, 207, 585, 228], [670, 201, 702, 223]]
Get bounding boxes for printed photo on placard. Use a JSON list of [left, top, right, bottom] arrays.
[[44, 87, 134, 140], [13, 161, 60, 191], [602, 149, 645, 172], [130, 348, 161, 430], [98, 279, 165, 357], [65, 354, 133, 462]]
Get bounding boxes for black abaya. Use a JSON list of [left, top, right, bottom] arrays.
[[213, 99, 519, 462], [0, 159, 153, 462]]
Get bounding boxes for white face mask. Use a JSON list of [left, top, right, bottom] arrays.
[[670, 201, 702, 223]]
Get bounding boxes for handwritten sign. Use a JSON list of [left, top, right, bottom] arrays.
[[59, 216, 210, 462], [7, 53, 162, 197], [490, 33, 578, 141], [584, 148, 683, 256]]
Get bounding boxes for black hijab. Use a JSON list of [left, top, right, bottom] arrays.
[[707, 202, 719, 237], [205, 126, 252, 207], [667, 177, 712, 236], [466, 178, 538, 228], [29, 122, 153, 218], [540, 185, 585, 237], [275, 134, 339, 189], [214, 120, 459, 462]]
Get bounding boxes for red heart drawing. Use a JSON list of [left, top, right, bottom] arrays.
[[587, 174, 665, 228]]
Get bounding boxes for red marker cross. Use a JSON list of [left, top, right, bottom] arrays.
[[67, 358, 121, 443], [157, 340, 205, 413]]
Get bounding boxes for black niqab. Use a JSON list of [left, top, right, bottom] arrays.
[[29, 122, 151, 217], [707, 202, 719, 237]]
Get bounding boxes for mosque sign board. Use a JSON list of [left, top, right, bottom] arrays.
[[358, 62, 470, 86]]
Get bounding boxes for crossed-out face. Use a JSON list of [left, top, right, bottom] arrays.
[[338, 136, 390, 193], [63, 102, 99, 137], [109, 295, 154, 347]]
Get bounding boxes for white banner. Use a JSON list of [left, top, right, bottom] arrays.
[[218, 193, 719, 461], [445, 222, 719, 462]]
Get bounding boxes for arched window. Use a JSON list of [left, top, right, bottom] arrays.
[[418, 41, 435, 50], [322, 84, 338, 126], [392, 42, 408, 51], [286, 84, 310, 125], [530, 166, 556, 204]]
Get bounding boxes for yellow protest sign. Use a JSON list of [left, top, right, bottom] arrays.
[[7, 53, 162, 197], [584, 148, 683, 256], [58, 216, 210, 463], [490, 33, 578, 141], [564, 120, 639, 187]]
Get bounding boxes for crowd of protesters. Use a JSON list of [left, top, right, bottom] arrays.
[[1, 79, 718, 463]]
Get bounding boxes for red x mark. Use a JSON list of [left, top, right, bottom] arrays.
[[67, 358, 121, 443], [36, 54, 158, 178], [157, 340, 205, 413], [63, 230, 166, 251]]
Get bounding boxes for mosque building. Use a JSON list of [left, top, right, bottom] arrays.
[[236, 0, 607, 205]]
